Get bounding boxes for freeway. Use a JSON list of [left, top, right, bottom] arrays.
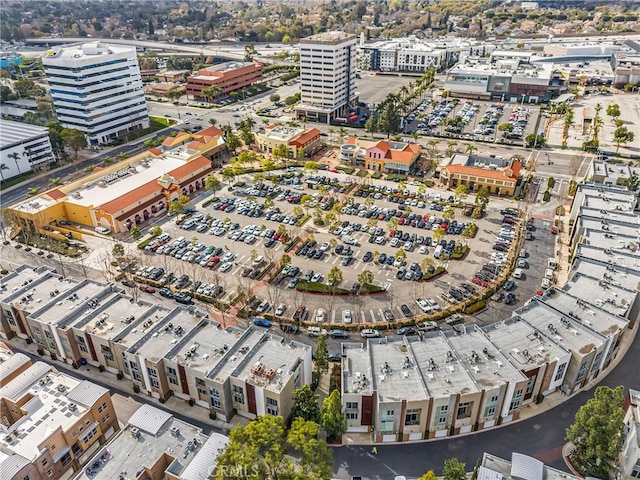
[[333, 324, 640, 479]]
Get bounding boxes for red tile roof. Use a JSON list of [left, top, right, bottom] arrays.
[[291, 128, 321, 147], [197, 126, 224, 137], [148, 147, 163, 156], [101, 156, 211, 214], [444, 161, 522, 183], [46, 189, 67, 200]]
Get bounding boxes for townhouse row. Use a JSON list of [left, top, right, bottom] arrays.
[[0, 269, 312, 424], [340, 182, 638, 442]]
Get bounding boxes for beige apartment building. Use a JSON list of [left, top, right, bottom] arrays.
[[0, 350, 119, 480]]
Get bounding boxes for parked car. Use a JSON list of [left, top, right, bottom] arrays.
[[397, 326, 417, 336], [329, 329, 349, 339], [252, 317, 272, 328], [361, 329, 380, 338]]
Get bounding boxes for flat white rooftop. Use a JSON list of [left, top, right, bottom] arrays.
[[0, 366, 90, 461], [112, 305, 176, 349], [571, 257, 640, 292], [343, 343, 373, 395], [4, 274, 78, 315], [0, 119, 49, 149], [410, 334, 478, 398], [482, 318, 568, 368], [0, 266, 55, 304], [45, 42, 134, 61], [28, 280, 109, 325], [73, 405, 209, 480], [370, 337, 430, 402], [563, 273, 635, 319], [65, 154, 189, 209]]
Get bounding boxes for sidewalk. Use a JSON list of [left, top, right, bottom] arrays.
[[6, 335, 248, 435], [343, 318, 638, 446]]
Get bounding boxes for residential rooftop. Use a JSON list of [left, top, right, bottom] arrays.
[[165, 321, 245, 375], [536, 288, 628, 339], [578, 217, 640, 238], [0, 350, 30, 384], [232, 333, 311, 395], [445, 327, 527, 389], [574, 243, 640, 272], [481, 317, 569, 368], [112, 304, 177, 348], [342, 343, 374, 396], [3, 273, 78, 315], [0, 266, 55, 304], [0, 365, 102, 462], [410, 334, 478, 398], [562, 273, 635, 319], [207, 327, 267, 381], [515, 296, 607, 356], [261, 125, 305, 141], [73, 404, 210, 480], [480, 452, 582, 480], [126, 308, 208, 361], [28, 279, 112, 326], [67, 294, 155, 338], [571, 256, 640, 292], [369, 336, 430, 402]]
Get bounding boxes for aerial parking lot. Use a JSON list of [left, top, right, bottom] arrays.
[[120, 167, 559, 334]]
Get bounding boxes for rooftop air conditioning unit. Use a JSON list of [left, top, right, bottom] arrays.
[[131, 427, 140, 438], [68, 403, 77, 411]]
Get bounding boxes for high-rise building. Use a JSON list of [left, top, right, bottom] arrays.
[[43, 42, 149, 146], [296, 31, 357, 123]]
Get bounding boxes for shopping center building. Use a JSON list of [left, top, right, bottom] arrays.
[[6, 127, 226, 237]]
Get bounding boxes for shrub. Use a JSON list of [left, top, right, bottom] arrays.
[[336, 166, 355, 174], [295, 214, 310, 226], [133, 384, 140, 393], [464, 300, 487, 315], [137, 234, 159, 249], [371, 171, 383, 179]]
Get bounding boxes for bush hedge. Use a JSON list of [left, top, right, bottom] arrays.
[[137, 234, 159, 249], [336, 166, 355, 174], [464, 300, 487, 315], [371, 171, 383, 179], [295, 215, 310, 227], [284, 237, 300, 253]]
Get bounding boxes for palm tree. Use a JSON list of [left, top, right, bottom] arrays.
[[0, 163, 9, 181], [209, 118, 218, 127], [465, 144, 477, 156], [8, 152, 21, 174], [445, 140, 457, 158]]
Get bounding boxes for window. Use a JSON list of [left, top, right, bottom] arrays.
[[98, 402, 108, 413], [85, 419, 90, 426], [196, 378, 206, 396], [50, 445, 56, 451], [457, 402, 472, 419], [266, 398, 279, 416], [232, 385, 245, 404], [346, 402, 359, 410], [554, 362, 567, 381], [405, 409, 421, 426], [346, 412, 358, 420], [434, 405, 448, 426], [42, 458, 48, 467], [526, 376, 536, 394], [576, 361, 589, 383], [102, 414, 110, 422], [209, 388, 221, 409], [76, 335, 88, 353], [509, 389, 523, 411], [47, 470, 53, 477], [484, 406, 496, 417]]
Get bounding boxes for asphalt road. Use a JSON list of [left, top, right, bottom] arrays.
[[1, 126, 178, 207], [333, 323, 640, 478]]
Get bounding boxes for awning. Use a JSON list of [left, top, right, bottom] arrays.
[[52, 444, 71, 463]]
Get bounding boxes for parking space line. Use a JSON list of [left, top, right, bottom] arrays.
[[331, 310, 336, 324], [369, 309, 376, 322], [378, 308, 384, 322], [331, 257, 339, 265], [360, 311, 367, 323]]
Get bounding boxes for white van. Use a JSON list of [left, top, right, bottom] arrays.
[[434, 245, 444, 259], [307, 327, 327, 337], [544, 268, 555, 280], [513, 268, 523, 279]]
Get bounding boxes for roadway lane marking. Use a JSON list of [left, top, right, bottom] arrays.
[[369, 309, 376, 322]]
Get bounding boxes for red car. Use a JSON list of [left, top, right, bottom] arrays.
[[551, 226, 558, 234], [139, 285, 155, 293], [329, 168, 339, 173]]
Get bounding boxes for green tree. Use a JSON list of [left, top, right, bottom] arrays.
[[225, 131, 241, 157], [613, 125, 635, 152], [221, 166, 235, 185], [442, 207, 455, 222], [273, 143, 291, 166], [418, 471, 438, 480], [269, 93, 281, 103], [292, 385, 321, 423], [61, 128, 87, 162], [315, 334, 329, 375], [112, 243, 125, 259], [525, 133, 546, 148], [321, 390, 346, 441], [378, 102, 401, 138], [130, 226, 142, 240], [216, 415, 332, 480], [150, 225, 162, 237], [565, 385, 625, 479], [622, 172, 640, 192], [443, 457, 467, 480], [327, 266, 343, 285], [454, 184, 468, 202], [475, 185, 490, 209], [208, 118, 218, 127], [605, 103, 620, 122], [304, 161, 319, 175], [364, 116, 378, 137], [205, 175, 221, 192], [357, 269, 374, 286]]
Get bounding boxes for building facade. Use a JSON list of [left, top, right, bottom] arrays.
[[0, 349, 119, 480], [186, 61, 262, 102], [0, 120, 56, 180], [0, 266, 313, 424], [255, 125, 322, 159], [339, 137, 422, 174], [439, 153, 522, 196], [296, 31, 357, 123], [43, 42, 149, 146], [5, 126, 226, 237], [621, 389, 640, 480]]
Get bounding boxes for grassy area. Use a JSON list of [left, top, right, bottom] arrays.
[[356, 169, 368, 177], [149, 116, 176, 128], [464, 300, 487, 315], [451, 245, 469, 260], [0, 171, 37, 191], [422, 266, 446, 281], [295, 281, 350, 294], [336, 166, 355, 174], [371, 171, 383, 179], [358, 283, 386, 294]]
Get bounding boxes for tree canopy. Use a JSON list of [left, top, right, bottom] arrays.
[[292, 385, 321, 423], [565, 385, 625, 479], [321, 389, 346, 441]]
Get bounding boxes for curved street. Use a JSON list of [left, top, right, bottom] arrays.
[[333, 323, 639, 478]]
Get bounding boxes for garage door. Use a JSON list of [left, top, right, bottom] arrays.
[[408, 432, 422, 441]]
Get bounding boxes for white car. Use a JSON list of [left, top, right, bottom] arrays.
[[275, 303, 287, 316], [361, 328, 379, 338], [419, 245, 428, 254], [541, 277, 552, 289], [315, 308, 326, 322], [311, 272, 323, 283], [320, 242, 331, 252], [222, 252, 235, 262], [95, 226, 110, 235], [342, 310, 353, 324], [219, 262, 233, 273], [390, 238, 400, 247], [257, 300, 271, 313], [252, 255, 264, 266]]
